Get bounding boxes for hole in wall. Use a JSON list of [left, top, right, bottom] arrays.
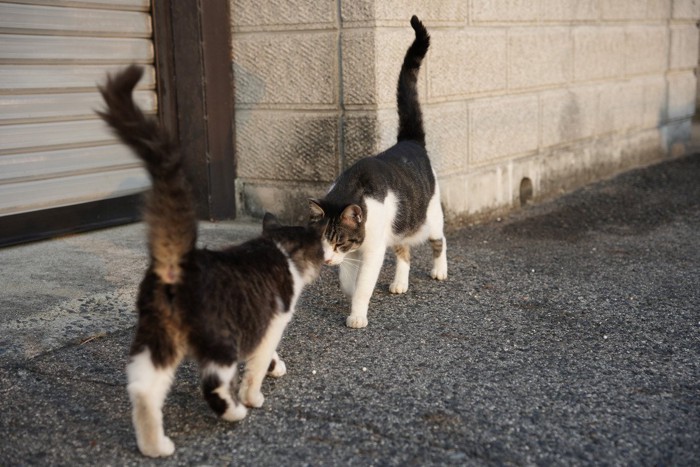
[[519, 177, 533, 207]]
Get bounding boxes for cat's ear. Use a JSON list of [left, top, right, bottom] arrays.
[[340, 204, 363, 228], [308, 199, 325, 221], [262, 212, 280, 232]]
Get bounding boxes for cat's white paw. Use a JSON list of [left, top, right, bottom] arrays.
[[222, 403, 248, 422], [239, 388, 265, 408], [268, 359, 287, 378], [389, 279, 409, 294], [139, 435, 175, 458], [346, 314, 368, 328], [431, 263, 447, 281]]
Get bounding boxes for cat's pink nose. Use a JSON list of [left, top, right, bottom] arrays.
[[324, 259, 333, 265]]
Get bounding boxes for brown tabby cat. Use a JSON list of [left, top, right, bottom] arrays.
[[98, 65, 324, 457]]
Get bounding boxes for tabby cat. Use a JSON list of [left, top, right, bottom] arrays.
[[309, 16, 447, 329], [98, 65, 324, 457]]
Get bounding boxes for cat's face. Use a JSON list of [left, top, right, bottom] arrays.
[[308, 200, 365, 265]]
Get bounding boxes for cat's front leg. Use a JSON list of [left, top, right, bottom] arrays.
[[347, 247, 385, 328], [390, 244, 410, 294]]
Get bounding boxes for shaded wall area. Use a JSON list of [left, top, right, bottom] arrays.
[[231, 0, 699, 223]]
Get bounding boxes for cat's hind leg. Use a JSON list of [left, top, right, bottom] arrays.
[[426, 191, 447, 281], [267, 350, 287, 378], [390, 244, 410, 294], [238, 310, 292, 408], [201, 362, 248, 422], [429, 237, 447, 280], [126, 347, 180, 457]]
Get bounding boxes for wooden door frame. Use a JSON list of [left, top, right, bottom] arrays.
[[152, 0, 236, 220], [0, 1, 235, 247]]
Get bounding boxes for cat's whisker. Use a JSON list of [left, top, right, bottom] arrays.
[[342, 262, 360, 272], [341, 258, 362, 268]]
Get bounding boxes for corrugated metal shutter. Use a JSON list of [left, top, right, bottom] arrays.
[[0, 1, 155, 224]]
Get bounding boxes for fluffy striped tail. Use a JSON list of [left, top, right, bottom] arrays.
[[98, 65, 197, 285], [396, 15, 430, 146]]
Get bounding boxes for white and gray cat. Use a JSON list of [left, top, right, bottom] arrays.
[[99, 65, 324, 457], [309, 16, 447, 329]]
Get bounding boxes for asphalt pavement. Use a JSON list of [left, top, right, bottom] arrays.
[[0, 154, 698, 466]]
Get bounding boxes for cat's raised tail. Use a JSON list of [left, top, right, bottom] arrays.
[[397, 15, 430, 146], [98, 65, 197, 285]]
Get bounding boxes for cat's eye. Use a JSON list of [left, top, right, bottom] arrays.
[[333, 235, 348, 251], [338, 242, 354, 253]]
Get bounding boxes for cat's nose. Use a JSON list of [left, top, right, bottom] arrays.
[[324, 259, 333, 265]]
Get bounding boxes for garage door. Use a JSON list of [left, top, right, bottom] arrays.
[[0, 0, 156, 246]]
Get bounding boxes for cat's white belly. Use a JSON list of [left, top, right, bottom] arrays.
[[362, 189, 438, 248], [387, 188, 440, 247], [393, 223, 430, 246]]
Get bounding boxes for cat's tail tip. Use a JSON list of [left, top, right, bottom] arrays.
[[96, 64, 148, 142], [98, 64, 144, 108], [410, 15, 429, 45], [97, 64, 175, 172]]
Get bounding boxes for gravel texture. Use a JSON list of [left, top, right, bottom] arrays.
[[0, 155, 698, 466]]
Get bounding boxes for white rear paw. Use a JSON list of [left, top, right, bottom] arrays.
[[139, 435, 175, 458], [389, 280, 408, 294], [346, 314, 368, 328], [222, 403, 248, 422], [268, 359, 287, 378], [431, 263, 447, 280]]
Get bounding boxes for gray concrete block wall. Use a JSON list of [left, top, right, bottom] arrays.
[[231, 0, 699, 223], [573, 27, 626, 81], [231, 0, 341, 222]]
